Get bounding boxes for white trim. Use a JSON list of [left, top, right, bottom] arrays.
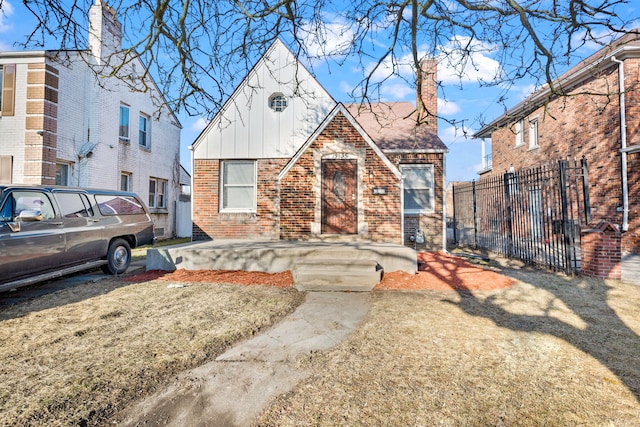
[[278, 103, 402, 181], [219, 159, 257, 213], [475, 41, 640, 138], [400, 164, 435, 215]]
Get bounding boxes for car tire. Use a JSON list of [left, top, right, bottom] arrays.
[[102, 238, 131, 275]]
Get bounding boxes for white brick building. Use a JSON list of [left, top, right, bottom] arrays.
[[0, 0, 182, 239]]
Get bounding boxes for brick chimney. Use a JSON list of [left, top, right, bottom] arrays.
[[88, 0, 122, 65], [417, 58, 438, 133]]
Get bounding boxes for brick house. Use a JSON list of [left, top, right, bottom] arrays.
[[190, 39, 447, 250], [0, 0, 183, 239], [475, 31, 640, 283]]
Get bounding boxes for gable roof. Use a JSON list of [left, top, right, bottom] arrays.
[[279, 103, 402, 180], [346, 102, 447, 153], [191, 39, 336, 159], [475, 30, 640, 138]]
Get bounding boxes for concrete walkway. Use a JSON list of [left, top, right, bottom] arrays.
[[117, 292, 370, 427]]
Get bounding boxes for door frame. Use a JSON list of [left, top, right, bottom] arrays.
[[321, 158, 358, 234]]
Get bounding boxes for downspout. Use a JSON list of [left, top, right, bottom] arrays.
[[442, 155, 447, 252], [611, 56, 629, 232], [400, 174, 405, 245], [188, 144, 195, 241]]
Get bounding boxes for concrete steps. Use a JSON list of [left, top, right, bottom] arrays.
[[293, 258, 382, 292]]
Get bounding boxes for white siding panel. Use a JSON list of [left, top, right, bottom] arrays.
[[193, 39, 336, 161]]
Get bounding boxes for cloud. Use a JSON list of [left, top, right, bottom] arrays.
[[0, 0, 14, 33], [438, 98, 461, 116], [438, 36, 503, 85], [301, 15, 355, 60], [191, 117, 208, 132], [379, 82, 414, 100]]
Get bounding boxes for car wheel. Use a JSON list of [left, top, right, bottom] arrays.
[[102, 238, 131, 275]]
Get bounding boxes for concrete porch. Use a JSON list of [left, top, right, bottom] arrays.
[[146, 240, 417, 291]]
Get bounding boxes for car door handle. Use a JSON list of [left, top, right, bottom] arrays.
[[52, 222, 64, 226], [88, 219, 100, 223]]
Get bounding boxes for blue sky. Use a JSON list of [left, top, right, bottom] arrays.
[[2, 1, 638, 183]]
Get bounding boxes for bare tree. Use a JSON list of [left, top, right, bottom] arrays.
[[10, 0, 636, 124]]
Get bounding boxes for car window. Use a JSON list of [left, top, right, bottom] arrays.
[[4, 191, 56, 220], [94, 194, 146, 215], [55, 193, 93, 218]]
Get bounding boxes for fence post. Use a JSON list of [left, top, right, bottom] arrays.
[[558, 160, 573, 274], [581, 156, 591, 223], [452, 183, 458, 244], [503, 172, 514, 257], [472, 181, 478, 248]]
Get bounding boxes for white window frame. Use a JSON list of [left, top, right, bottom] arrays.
[[121, 172, 132, 192], [401, 164, 435, 214], [220, 160, 257, 212], [148, 177, 167, 209], [268, 92, 288, 112], [529, 117, 539, 149], [515, 119, 525, 147], [119, 104, 130, 141], [139, 113, 151, 149], [55, 162, 71, 186]]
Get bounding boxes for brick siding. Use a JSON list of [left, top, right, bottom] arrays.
[[192, 158, 285, 240], [486, 58, 640, 257]]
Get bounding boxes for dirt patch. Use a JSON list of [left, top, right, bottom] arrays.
[[126, 251, 513, 291], [127, 269, 294, 287], [377, 251, 514, 291]]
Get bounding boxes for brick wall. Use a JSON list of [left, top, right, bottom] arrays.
[[581, 221, 622, 279], [387, 152, 445, 251], [280, 111, 403, 243], [23, 63, 58, 184], [487, 58, 640, 257], [192, 158, 285, 240]]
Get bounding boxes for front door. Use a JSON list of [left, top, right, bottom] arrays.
[[321, 159, 357, 234]]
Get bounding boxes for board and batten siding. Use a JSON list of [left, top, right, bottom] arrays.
[[193, 40, 336, 160]]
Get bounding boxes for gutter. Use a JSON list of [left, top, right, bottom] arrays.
[[475, 43, 640, 138], [611, 56, 629, 232]]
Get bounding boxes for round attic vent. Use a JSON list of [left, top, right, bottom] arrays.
[[269, 93, 288, 112]]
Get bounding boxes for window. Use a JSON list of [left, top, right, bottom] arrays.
[[268, 93, 288, 112], [119, 105, 130, 141], [1, 64, 16, 116], [2, 191, 56, 220], [95, 194, 146, 215], [148, 178, 167, 209], [139, 113, 151, 148], [55, 163, 70, 186], [401, 164, 434, 213], [221, 160, 256, 211], [529, 118, 539, 149], [515, 119, 525, 147], [55, 193, 92, 218], [121, 172, 131, 191]]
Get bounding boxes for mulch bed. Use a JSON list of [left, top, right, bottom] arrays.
[[126, 252, 514, 291]]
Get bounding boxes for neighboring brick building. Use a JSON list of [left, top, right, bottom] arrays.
[[475, 31, 640, 283], [191, 39, 447, 250], [0, 0, 183, 239]]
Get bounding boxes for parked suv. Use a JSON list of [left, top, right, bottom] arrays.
[[0, 185, 155, 291]]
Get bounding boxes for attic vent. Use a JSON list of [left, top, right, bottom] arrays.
[[269, 93, 288, 112]]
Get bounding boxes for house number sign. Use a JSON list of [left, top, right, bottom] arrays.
[[325, 153, 355, 160]]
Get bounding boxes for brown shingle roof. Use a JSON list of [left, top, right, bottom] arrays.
[[346, 102, 447, 152]]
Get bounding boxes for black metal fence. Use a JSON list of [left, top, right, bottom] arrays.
[[452, 159, 591, 274]]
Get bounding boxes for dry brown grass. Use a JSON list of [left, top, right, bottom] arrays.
[[257, 267, 640, 426], [0, 277, 303, 426]]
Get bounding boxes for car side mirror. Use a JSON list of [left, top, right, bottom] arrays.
[[17, 209, 43, 222]]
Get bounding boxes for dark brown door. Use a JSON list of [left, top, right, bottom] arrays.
[[321, 159, 357, 234]]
